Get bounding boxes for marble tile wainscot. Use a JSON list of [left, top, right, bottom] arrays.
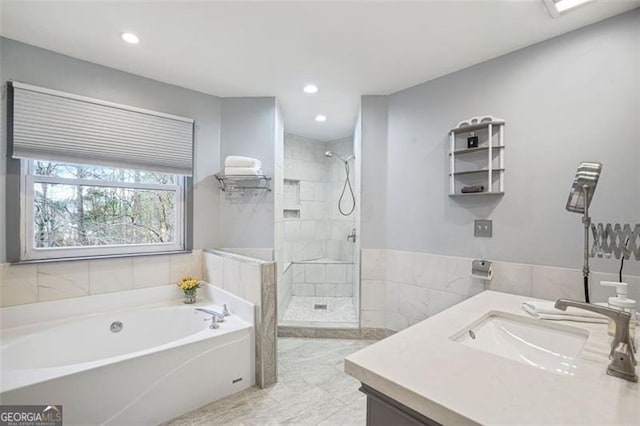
[[203, 249, 277, 388], [360, 249, 640, 332], [0, 250, 203, 307]]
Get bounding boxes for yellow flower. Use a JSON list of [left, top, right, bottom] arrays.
[[177, 277, 200, 291]]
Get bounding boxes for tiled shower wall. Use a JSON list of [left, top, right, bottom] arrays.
[[283, 134, 357, 298], [0, 250, 203, 307], [360, 249, 640, 332], [291, 262, 353, 297]]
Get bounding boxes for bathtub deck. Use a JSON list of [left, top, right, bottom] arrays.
[[165, 337, 375, 425]]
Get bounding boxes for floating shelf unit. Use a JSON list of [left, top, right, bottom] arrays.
[[449, 116, 505, 197], [214, 173, 271, 196]]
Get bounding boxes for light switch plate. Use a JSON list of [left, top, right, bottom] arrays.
[[474, 219, 492, 238]]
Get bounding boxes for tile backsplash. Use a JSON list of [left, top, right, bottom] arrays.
[[0, 250, 202, 307], [361, 249, 640, 332]]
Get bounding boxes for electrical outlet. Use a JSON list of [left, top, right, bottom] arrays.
[[474, 219, 492, 238]]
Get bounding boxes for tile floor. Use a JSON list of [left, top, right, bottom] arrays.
[[166, 337, 375, 425], [282, 296, 358, 324]]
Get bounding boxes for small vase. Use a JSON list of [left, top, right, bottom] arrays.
[[183, 289, 197, 304]]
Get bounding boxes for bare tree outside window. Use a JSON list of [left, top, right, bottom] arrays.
[[32, 161, 178, 249]]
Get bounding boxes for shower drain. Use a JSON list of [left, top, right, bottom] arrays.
[[314, 304, 327, 310], [110, 321, 123, 333]]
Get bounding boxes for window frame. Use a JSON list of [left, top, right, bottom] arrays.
[[20, 159, 187, 261]]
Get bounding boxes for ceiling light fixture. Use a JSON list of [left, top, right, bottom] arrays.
[[315, 114, 327, 122], [543, 0, 594, 18], [121, 32, 140, 44], [303, 84, 318, 94]]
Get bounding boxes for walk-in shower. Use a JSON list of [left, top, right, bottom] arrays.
[[324, 151, 356, 216], [277, 135, 360, 329]]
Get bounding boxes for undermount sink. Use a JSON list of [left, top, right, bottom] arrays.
[[451, 311, 589, 376]]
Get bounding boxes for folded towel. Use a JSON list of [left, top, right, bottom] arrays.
[[523, 313, 608, 323], [225, 156, 262, 169], [522, 301, 608, 323], [224, 167, 263, 176]]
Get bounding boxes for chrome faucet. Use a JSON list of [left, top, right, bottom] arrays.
[[555, 299, 637, 382], [195, 308, 226, 328], [347, 228, 356, 243]]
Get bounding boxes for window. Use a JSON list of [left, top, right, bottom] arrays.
[[21, 160, 185, 260], [8, 81, 195, 262]]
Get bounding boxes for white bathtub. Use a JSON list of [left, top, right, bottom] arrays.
[[0, 284, 255, 425]]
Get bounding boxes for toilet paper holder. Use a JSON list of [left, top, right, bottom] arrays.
[[471, 259, 493, 280]]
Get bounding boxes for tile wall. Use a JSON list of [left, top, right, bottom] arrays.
[[361, 249, 640, 331], [290, 262, 353, 297], [203, 249, 277, 388], [0, 250, 203, 307], [282, 134, 358, 299], [218, 248, 274, 261]]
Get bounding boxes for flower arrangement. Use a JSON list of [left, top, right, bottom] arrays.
[[178, 277, 200, 304], [178, 277, 200, 291]]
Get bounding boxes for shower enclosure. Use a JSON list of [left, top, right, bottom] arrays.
[[277, 134, 360, 328]]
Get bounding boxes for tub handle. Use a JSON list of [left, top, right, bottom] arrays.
[[205, 316, 220, 329]]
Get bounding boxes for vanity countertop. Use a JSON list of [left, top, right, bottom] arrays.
[[345, 291, 639, 425]]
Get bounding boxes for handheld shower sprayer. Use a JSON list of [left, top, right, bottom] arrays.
[[566, 162, 602, 214], [566, 161, 602, 303], [325, 151, 356, 216], [324, 151, 354, 163]]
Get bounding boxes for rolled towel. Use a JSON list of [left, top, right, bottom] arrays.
[[461, 185, 485, 194], [225, 156, 262, 169], [224, 166, 263, 176], [522, 300, 608, 323]]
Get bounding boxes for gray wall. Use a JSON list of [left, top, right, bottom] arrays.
[[360, 96, 388, 249], [0, 37, 223, 261], [364, 10, 640, 276], [0, 38, 5, 263], [218, 97, 276, 248]]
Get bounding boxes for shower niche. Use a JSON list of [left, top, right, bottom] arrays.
[[278, 133, 360, 328]]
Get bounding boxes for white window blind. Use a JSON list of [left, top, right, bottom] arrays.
[[10, 81, 194, 176]]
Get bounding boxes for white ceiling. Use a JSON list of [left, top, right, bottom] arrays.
[[1, 1, 638, 141]]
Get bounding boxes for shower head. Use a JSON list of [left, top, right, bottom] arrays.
[[324, 151, 355, 163], [566, 162, 602, 214]]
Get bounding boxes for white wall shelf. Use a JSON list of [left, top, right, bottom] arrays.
[[449, 192, 505, 198], [450, 145, 505, 155], [450, 168, 505, 176], [449, 115, 505, 197]]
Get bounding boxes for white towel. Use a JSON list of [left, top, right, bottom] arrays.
[[225, 156, 262, 169], [224, 167, 263, 176], [522, 301, 608, 323]]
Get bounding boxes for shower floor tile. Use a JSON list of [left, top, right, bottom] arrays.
[[282, 296, 358, 324]]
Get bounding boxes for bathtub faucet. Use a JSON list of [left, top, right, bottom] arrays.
[[195, 308, 226, 323]]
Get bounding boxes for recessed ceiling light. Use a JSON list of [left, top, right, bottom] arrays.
[[315, 114, 327, 122], [121, 32, 140, 44], [543, 0, 594, 18], [303, 84, 318, 94]]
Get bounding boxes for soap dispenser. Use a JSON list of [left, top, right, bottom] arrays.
[[601, 281, 637, 337]]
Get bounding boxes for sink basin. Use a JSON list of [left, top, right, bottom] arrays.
[[451, 311, 589, 376]]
